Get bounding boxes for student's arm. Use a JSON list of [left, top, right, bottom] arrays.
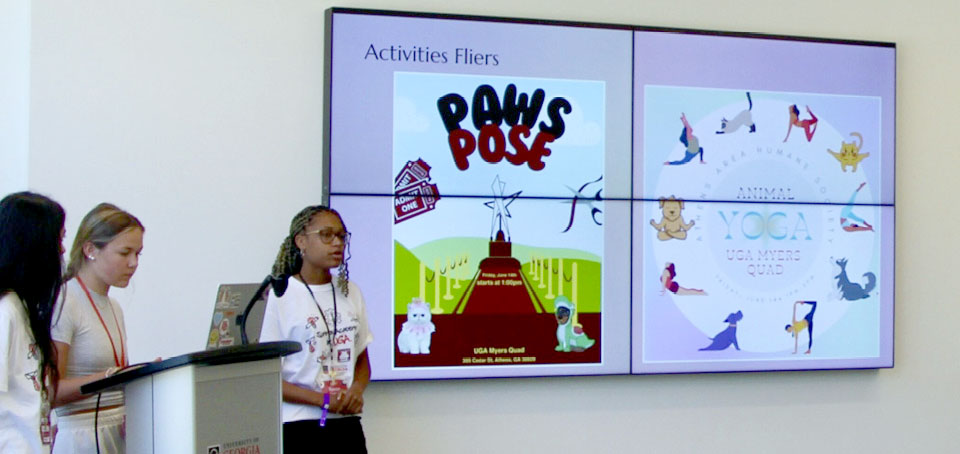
[[52, 341, 118, 407], [281, 380, 326, 408]]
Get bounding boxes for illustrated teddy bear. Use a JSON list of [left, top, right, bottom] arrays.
[[649, 196, 694, 240]]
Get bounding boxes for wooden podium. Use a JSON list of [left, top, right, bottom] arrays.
[[82, 341, 300, 454]]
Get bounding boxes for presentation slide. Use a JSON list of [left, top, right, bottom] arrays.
[[632, 31, 895, 373], [325, 9, 896, 379], [327, 11, 633, 379]]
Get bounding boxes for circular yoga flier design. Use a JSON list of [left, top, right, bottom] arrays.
[[642, 87, 883, 364]]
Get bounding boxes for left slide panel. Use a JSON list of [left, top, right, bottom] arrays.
[[325, 9, 633, 379]]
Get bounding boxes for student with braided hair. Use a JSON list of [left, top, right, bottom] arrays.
[[259, 205, 373, 453]]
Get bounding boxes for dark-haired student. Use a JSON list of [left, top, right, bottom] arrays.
[[259, 206, 373, 453], [0, 192, 66, 453]]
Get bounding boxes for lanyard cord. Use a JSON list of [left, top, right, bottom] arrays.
[[76, 277, 126, 367], [299, 274, 338, 355]]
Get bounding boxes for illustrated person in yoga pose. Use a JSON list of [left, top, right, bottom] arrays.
[[841, 182, 874, 232], [785, 300, 817, 354], [665, 113, 705, 165], [660, 263, 707, 296], [783, 104, 818, 142]]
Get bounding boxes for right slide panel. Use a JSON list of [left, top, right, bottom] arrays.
[[632, 30, 895, 373]]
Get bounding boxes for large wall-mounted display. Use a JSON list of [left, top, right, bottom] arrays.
[[324, 8, 895, 380]]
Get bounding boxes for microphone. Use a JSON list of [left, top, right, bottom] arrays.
[[237, 274, 289, 345], [269, 274, 289, 298]]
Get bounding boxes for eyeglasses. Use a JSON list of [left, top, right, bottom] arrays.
[[304, 229, 351, 244]]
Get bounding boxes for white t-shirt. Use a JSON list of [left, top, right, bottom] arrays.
[[259, 279, 373, 423], [0, 291, 51, 453], [50, 279, 127, 415]]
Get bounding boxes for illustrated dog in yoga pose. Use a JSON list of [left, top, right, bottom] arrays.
[[835, 258, 876, 301], [700, 311, 743, 351]]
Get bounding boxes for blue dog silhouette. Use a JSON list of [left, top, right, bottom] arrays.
[[699, 311, 743, 351], [835, 258, 876, 301]]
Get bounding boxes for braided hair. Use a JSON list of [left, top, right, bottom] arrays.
[[271, 205, 350, 296]]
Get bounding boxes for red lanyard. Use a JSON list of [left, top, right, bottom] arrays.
[[76, 277, 126, 367]]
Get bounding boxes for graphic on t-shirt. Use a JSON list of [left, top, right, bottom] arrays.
[[302, 301, 359, 393], [26, 343, 41, 392], [392, 72, 605, 368], [305, 336, 318, 353], [25, 370, 40, 392]]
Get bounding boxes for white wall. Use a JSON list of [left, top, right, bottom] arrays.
[[14, 0, 960, 452], [0, 0, 29, 195]]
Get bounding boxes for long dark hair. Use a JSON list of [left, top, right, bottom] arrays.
[[0, 192, 65, 396]]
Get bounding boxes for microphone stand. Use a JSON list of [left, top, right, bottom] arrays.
[[237, 275, 288, 344]]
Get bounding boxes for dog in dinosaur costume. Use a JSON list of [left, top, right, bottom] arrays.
[[554, 296, 595, 352]]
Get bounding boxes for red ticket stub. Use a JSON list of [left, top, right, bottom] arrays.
[[395, 159, 432, 189], [394, 180, 440, 223]]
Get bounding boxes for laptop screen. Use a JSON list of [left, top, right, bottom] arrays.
[[206, 283, 265, 349]]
